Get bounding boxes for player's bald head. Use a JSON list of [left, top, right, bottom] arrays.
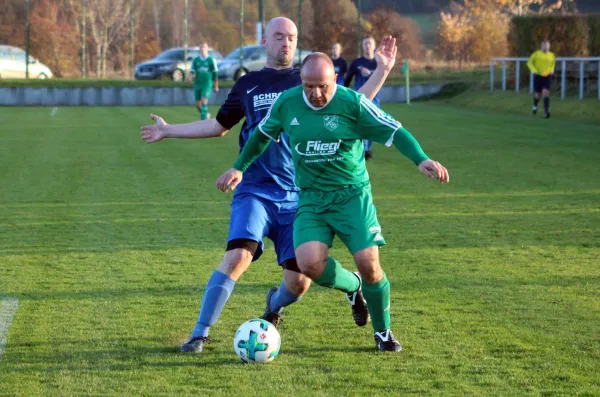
[[301, 53, 337, 108], [301, 53, 336, 80], [265, 17, 297, 37], [263, 17, 297, 68]]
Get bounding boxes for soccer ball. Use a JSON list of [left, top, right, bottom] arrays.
[[233, 318, 280, 363]]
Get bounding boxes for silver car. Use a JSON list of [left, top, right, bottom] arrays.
[[0, 45, 53, 79], [218, 45, 312, 81], [135, 47, 223, 81]]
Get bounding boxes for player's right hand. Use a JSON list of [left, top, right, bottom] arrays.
[[418, 159, 449, 184], [216, 168, 243, 193], [140, 114, 168, 144]]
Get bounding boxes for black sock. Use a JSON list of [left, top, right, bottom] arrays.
[[533, 97, 540, 107], [543, 97, 550, 114]]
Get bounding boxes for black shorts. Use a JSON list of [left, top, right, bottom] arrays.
[[534, 74, 552, 93]]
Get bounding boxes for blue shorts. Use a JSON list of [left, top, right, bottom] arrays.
[[227, 191, 298, 265]]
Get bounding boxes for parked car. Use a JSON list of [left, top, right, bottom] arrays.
[[135, 46, 223, 81], [218, 45, 312, 81], [0, 45, 53, 79]]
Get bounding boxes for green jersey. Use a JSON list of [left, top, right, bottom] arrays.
[[190, 56, 218, 88], [257, 85, 418, 191]]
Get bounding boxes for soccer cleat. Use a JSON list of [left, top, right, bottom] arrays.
[[207, 112, 211, 119], [374, 329, 403, 352], [544, 112, 551, 119], [261, 286, 283, 328], [180, 336, 210, 353], [365, 151, 373, 161], [532, 106, 537, 116], [346, 272, 370, 327]]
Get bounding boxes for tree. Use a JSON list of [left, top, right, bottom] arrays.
[[436, 6, 473, 67], [435, 0, 574, 66], [86, 0, 131, 78], [366, 7, 424, 61], [29, 0, 79, 77]]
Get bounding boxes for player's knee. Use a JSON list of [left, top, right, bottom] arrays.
[[359, 266, 384, 284], [354, 249, 383, 283], [542, 89, 550, 97], [297, 256, 327, 280], [218, 249, 253, 279], [284, 272, 311, 296]]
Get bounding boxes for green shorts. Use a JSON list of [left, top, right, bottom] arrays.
[[294, 182, 385, 254], [194, 87, 212, 101]]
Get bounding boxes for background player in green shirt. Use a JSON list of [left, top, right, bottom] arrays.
[[216, 53, 450, 352], [187, 43, 219, 120], [527, 40, 556, 119]]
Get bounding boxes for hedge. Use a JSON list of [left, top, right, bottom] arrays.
[[509, 15, 591, 57]]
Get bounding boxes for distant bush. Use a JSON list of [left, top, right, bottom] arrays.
[[509, 15, 590, 56]]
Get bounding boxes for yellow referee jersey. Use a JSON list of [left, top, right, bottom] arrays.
[[527, 50, 556, 76]]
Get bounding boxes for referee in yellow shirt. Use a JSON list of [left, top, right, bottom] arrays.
[[527, 40, 556, 119]]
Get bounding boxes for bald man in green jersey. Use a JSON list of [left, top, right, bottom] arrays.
[[216, 53, 449, 352]]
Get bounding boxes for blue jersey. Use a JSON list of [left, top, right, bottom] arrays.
[[216, 67, 301, 198], [332, 57, 348, 85], [344, 57, 380, 106]]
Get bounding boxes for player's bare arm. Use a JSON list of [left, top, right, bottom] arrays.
[[186, 71, 195, 83], [140, 114, 229, 143], [356, 35, 397, 100]]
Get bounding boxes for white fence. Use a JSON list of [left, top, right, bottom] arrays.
[[490, 57, 600, 100]]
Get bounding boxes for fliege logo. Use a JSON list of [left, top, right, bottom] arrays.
[[295, 140, 342, 156]]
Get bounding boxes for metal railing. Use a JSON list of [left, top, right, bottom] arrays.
[[490, 57, 600, 100]]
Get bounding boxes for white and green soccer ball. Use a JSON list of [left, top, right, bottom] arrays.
[[233, 318, 280, 363]]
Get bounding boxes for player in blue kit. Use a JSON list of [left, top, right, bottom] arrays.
[[140, 17, 397, 354], [331, 43, 348, 85], [345, 36, 379, 161]]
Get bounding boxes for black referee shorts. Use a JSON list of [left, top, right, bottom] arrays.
[[534, 74, 552, 93]]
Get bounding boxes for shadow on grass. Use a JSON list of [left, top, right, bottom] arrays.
[[1, 341, 379, 374]]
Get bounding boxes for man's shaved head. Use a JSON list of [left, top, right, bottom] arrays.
[[301, 53, 335, 75], [541, 40, 551, 52], [300, 52, 337, 108], [263, 17, 298, 68], [266, 17, 296, 37]]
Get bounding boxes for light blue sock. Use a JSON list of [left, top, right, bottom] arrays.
[[269, 281, 302, 314], [363, 140, 373, 152], [190, 270, 235, 339]]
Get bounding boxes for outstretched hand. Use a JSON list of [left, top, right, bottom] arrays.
[[418, 159, 450, 184], [140, 114, 168, 144], [216, 168, 243, 193], [374, 35, 398, 73]]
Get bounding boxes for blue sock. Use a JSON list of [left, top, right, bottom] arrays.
[[269, 281, 302, 314], [363, 140, 372, 152], [543, 97, 550, 114], [189, 270, 235, 339]]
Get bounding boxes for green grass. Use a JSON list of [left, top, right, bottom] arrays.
[[430, 86, 600, 124], [0, 102, 599, 396]]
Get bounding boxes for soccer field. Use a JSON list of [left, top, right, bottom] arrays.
[[1, 103, 599, 396]]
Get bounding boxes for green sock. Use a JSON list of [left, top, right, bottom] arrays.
[[362, 273, 391, 332], [200, 104, 208, 120], [313, 257, 360, 294]]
